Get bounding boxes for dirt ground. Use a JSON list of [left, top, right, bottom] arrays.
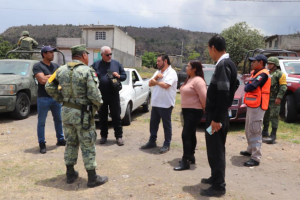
[[0, 100, 300, 200]]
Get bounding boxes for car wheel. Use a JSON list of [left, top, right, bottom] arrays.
[[10, 92, 31, 119], [122, 103, 131, 126], [142, 95, 151, 112], [284, 95, 297, 123]]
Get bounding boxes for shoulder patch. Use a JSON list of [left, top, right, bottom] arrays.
[[256, 76, 262, 81], [48, 70, 57, 83]]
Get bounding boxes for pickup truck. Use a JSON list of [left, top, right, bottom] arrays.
[[242, 49, 300, 122], [96, 68, 151, 126], [0, 49, 66, 119]]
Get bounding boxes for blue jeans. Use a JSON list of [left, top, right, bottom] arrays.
[[149, 106, 173, 147], [37, 97, 64, 143]]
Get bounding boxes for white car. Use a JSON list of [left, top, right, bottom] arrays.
[[95, 68, 151, 125]]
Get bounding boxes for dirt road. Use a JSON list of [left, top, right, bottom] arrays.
[[0, 105, 300, 200]]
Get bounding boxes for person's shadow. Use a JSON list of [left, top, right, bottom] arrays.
[[230, 155, 249, 167], [97, 139, 116, 147], [35, 174, 89, 191], [24, 145, 59, 154], [167, 158, 197, 171], [182, 182, 211, 199], [138, 146, 162, 155]]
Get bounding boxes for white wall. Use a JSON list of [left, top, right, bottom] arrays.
[[82, 28, 114, 48]]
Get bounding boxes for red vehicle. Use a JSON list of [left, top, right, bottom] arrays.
[[242, 49, 300, 122], [199, 68, 246, 122]]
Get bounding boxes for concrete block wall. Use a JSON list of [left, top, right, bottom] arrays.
[[112, 48, 141, 68]]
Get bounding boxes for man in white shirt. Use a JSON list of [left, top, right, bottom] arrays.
[[141, 55, 178, 154]]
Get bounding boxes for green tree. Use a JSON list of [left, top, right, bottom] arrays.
[[141, 51, 157, 68], [221, 22, 265, 68], [203, 48, 214, 64], [0, 37, 15, 59], [187, 50, 200, 60]]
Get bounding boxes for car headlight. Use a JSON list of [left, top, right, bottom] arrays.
[[0, 85, 16, 95]]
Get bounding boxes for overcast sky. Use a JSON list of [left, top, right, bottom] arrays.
[[0, 0, 299, 36]]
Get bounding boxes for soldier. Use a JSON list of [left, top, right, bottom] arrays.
[[17, 31, 38, 50], [45, 44, 108, 188], [262, 57, 287, 144]]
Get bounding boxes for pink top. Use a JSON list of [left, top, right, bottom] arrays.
[[180, 76, 207, 109]]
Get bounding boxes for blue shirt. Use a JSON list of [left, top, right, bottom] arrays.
[[244, 69, 269, 92], [91, 59, 127, 96]]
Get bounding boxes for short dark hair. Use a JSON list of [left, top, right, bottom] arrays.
[[258, 59, 267, 67], [208, 34, 226, 52], [158, 54, 171, 65], [72, 51, 86, 59]]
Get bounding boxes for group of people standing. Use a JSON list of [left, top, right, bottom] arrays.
[[29, 31, 286, 197]]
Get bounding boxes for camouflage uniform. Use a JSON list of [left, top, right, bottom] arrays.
[[18, 31, 38, 50], [262, 57, 287, 144], [45, 51, 101, 170]]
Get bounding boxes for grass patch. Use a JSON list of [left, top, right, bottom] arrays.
[[170, 142, 183, 149], [135, 67, 157, 79]]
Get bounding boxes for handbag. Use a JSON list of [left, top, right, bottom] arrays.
[[107, 69, 122, 92]]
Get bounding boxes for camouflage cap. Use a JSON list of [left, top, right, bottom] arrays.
[[22, 31, 29, 36], [71, 44, 89, 55], [267, 57, 279, 67]]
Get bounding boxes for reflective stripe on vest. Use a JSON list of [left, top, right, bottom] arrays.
[[244, 69, 271, 110]]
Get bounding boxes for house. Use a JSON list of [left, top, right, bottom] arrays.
[[54, 25, 142, 67], [265, 34, 300, 56]]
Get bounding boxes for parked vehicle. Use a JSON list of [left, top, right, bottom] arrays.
[[200, 68, 246, 122], [0, 49, 66, 119], [95, 68, 151, 126], [177, 63, 216, 89], [242, 49, 300, 122]]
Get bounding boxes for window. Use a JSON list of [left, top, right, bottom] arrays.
[[274, 40, 278, 49], [95, 31, 106, 40], [269, 40, 272, 48]]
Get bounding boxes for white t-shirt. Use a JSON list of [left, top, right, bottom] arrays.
[[151, 65, 178, 108]]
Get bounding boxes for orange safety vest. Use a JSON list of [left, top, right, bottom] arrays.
[[244, 69, 271, 110]]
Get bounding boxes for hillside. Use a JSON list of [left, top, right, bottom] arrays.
[[1, 24, 215, 60]]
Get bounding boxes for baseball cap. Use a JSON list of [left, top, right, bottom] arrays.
[[71, 44, 89, 55], [248, 54, 268, 63], [41, 46, 57, 55]]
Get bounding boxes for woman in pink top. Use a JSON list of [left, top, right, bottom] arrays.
[[174, 60, 207, 171]]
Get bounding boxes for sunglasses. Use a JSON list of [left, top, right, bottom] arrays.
[[105, 53, 112, 57]]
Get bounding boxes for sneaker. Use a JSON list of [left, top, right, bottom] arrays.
[[159, 146, 169, 154], [56, 139, 66, 146]]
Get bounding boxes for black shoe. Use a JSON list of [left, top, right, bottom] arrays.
[[39, 143, 46, 154], [56, 139, 66, 146], [240, 151, 251, 157], [66, 170, 79, 184], [263, 128, 277, 144], [141, 142, 157, 149], [200, 186, 226, 197], [99, 137, 107, 144], [159, 146, 169, 154], [179, 155, 195, 164], [201, 177, 213, 184], [244, 159, 260, 167], [87, 169, 108, 188], [116, 138, 124, 146], [174, 158, 190, 171], [262, 130, 269, 137]]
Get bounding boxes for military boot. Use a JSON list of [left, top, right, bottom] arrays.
[[261, 127, 269, 138], [66, 165, 78, 184], [263, 128, 277, 144], [87, 169, 108, 188]]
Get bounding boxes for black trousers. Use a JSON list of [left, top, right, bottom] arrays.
[[99, 93, 123, 138], [181, 108, 203, 159], [205, 111, 229, 190]]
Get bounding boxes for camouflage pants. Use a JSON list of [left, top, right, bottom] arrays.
[[63, 123, 97, 170], [263, 100, 280, 130]]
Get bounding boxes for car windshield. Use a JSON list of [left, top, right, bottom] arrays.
[[202, 64, 215, 68], [282, 61, 300, 75], [121, 71, 130, 85], [0, 61, 31, 76]]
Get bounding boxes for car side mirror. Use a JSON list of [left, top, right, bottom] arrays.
[[133, 81, 143, 87]]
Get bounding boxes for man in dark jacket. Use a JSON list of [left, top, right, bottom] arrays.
[[91, 46, 127, 146], [200, 35, 237, 197]]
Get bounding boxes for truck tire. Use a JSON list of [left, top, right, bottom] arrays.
[[142, 94, 151, 113], [122, 103, 131, 126], [284, 95, 297, 123], [10, 92, 31, 120]]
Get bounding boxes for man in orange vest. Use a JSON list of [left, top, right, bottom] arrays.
[[240, 54, 271, 167]]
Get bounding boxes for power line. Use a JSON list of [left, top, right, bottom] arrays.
[[0, 7, 299, 18]]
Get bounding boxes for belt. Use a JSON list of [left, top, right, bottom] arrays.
[[63, 102, 88, 111]]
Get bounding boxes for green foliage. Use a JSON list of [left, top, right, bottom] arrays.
[[141, 51, 157, 68], [221, 22, 265, 68], [0, 37, 16, 59], [187, 50, 200, 60], [203, 48, 214, 64]]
